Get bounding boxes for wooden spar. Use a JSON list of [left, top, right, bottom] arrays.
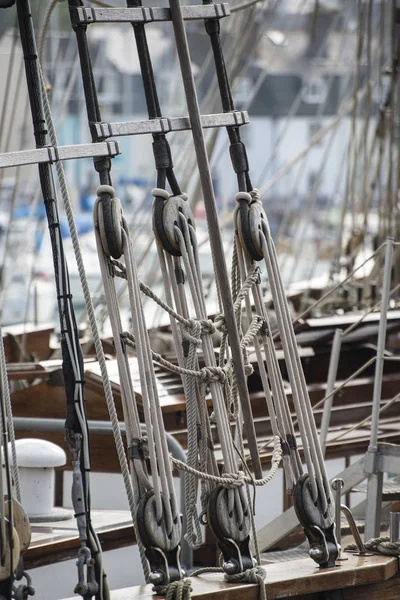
[[60, 554, 399, 600]]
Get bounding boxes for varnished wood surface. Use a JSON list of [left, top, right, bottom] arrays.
[[24, 510, 135, 570], [60, 554, 399, 600]]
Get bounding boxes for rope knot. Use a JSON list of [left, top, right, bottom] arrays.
[[163, 578, 192, 600], [214, 314, 227, 333], [183, 320, 203, 345], [249, 188, 261, 203], [200, 319, 216, 335], [200, 366, 226, 384], [222, 470, 246, 488], [225, 566, 267, 600], [244, 362, 254, 376]]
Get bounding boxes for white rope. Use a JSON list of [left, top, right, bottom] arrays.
[[39, 66, 150, 581]]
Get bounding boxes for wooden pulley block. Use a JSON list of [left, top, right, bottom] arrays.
[[0, 521, 20, 582], [152, 190, 194, 257], [234, 194, 267, 262], [5, 498, 31, 554], [95, 185, 124, 259]]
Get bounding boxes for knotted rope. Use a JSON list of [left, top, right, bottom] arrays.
[[225, 567, 267, 600], [345, 536, 400, 556], [164, 578, 193, 600], [171, 436, 282, 487]]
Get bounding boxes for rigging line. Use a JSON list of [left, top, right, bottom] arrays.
[[281, 120, 342, 284], [348, 0, 366, 236], [332, 107, 379, 274], [39, 68, 149, 580], [0, 371, 14, 597], [0, 20, 18, 152], [275, 67, 353, 252], [260, 229, 330, 507], [310, 0, 319, 40], [17, 3, 107, 596], [338, 32, 380, 260], [177, 0, 286, 193], [297, 145, 348, 300], [329, 392, 400, 444], [385, 0, 398, 238], [361, 0, 374, 222], [341, 282, 400, 337], [0, 325, 21, 503], [259, 82, 373, 197], [0, 42, 25, 190], [0, 96, 31, 305], [230, 0, 281, 13], [170, 0, 263, 478], [123, 228, 177, 530], [258, 355, 378, 454], [271, 241, 387, 342], [196, 0, 308, 203], [256, 6, 342, 187]]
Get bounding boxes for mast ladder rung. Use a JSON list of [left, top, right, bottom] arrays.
[[70, 3, 230, 25], [0, 140, 120, 169], [92, 110, 249, 140]]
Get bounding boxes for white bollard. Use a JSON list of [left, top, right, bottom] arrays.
[[6, 438, 71, 521]]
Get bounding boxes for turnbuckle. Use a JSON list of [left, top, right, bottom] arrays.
[[207, 484, 254, 575], [293, 474, 339, 568], [136, 490, 182, 592]]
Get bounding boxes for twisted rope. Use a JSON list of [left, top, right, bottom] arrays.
[[345, 536, 400, 556], [225, 567, 267, 600], [121, 332, 228, 383], [164, 579, 193, 600], [171, 436, 282, 487]]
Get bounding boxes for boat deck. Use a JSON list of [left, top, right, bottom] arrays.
[[60, 553, 400, 600]]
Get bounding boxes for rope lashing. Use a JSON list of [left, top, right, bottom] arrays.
[[345, 536, 400, 556], [164, 578, 192, 600], [121, 331, 228, 383], [225, 567, 267, 600], [188, 566, 267, 600]]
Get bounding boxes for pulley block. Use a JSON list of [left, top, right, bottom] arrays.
[[0, 519, 20, 582], [5, 498, 31, 554], [137, 490, 182, 590], [207, 484, 253, 575], [294, 473, 338, 568], [95, 185, 123, 259], [152, 189, 195, 257], [235, 192, 268, 262]]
